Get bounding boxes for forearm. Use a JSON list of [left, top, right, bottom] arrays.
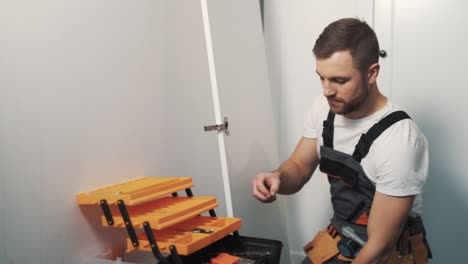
[[266, 137, 318, 195], [273, 159, 314, 194], [352, 239, 394, 264]]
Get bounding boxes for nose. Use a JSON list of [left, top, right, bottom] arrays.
[[322, 80, 336, 97]]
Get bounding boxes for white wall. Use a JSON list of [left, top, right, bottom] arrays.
[[263, 1, 373, 262], [0, 1, 165, 263]]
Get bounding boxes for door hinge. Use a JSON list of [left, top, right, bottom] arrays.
[[204, 117, 229, 135]]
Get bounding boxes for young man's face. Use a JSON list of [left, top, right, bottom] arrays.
[[315, 50, 369, 118]]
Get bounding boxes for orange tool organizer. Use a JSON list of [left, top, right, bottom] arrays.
[[76, 177, 242, 264]]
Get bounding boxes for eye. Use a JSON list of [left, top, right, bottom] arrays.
[[332, 78, 348, 84]]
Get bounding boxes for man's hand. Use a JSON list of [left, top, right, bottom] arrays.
[[252, 137, 319, 202], [252, 171, 281, 203]]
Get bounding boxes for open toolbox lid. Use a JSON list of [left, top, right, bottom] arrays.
[[103, 196, 219, 230], [126, 216, 242, 256], [76, 177, 193, 206]]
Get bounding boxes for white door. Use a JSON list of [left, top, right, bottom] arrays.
[[156, 0, 228, 218], [374, 0, 468, 262], [125, 0, 290, 262]]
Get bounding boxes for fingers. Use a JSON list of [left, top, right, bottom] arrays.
[[252, 172, 280, 203], [264, 195, 277, 203], [253, 173, 272, 198], [268, 177, 280, 196]]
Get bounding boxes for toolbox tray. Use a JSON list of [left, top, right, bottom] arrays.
[[180, 234, 283, 264], [76, 177, 193, 206], [126, 216, 242, 256], [103, 196, 218, 229]]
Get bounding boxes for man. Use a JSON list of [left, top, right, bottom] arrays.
[[252, 18, 431, 264]]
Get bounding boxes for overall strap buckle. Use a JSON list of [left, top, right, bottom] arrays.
[[322, 111, 336, 148]]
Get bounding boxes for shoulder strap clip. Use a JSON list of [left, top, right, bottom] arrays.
[[352, 111, 411, 162]]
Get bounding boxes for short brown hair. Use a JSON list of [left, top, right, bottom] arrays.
[[313, 18, 380, 73]]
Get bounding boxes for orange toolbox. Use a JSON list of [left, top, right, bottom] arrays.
[[76, 177, 242, 263]]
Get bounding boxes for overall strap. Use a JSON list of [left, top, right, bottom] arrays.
[[352, 111, 411, 162], [322, 111, 336, 148]]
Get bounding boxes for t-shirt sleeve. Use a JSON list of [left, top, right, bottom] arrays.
[[303, 96, 326, 139], [372, 120, 429, 196]]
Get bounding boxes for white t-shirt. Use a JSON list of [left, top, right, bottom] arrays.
[[304, 96, 428, 216]]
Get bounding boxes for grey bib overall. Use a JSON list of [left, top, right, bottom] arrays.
[[304, 110, 431, 264]]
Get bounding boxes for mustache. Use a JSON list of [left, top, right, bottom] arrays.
[[327, 96, 344, 103]]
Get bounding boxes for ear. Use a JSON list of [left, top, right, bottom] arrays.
[[367, 63, 380, 84]]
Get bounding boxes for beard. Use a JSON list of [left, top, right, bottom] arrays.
[[328, 83, 369, 116]]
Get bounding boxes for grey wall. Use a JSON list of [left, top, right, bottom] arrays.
[[389, 1, 468, 261], [264, 0, 468, 263], [206, 0, 291, 262]]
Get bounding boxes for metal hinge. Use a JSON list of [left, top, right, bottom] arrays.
[[204, 117, 229, 135]]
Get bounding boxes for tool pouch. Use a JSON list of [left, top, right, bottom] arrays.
[[387, 233, 429, 264], [304, 230, 339, 264], [410, 233, 429, 264], [304, 230, 354, 264]]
